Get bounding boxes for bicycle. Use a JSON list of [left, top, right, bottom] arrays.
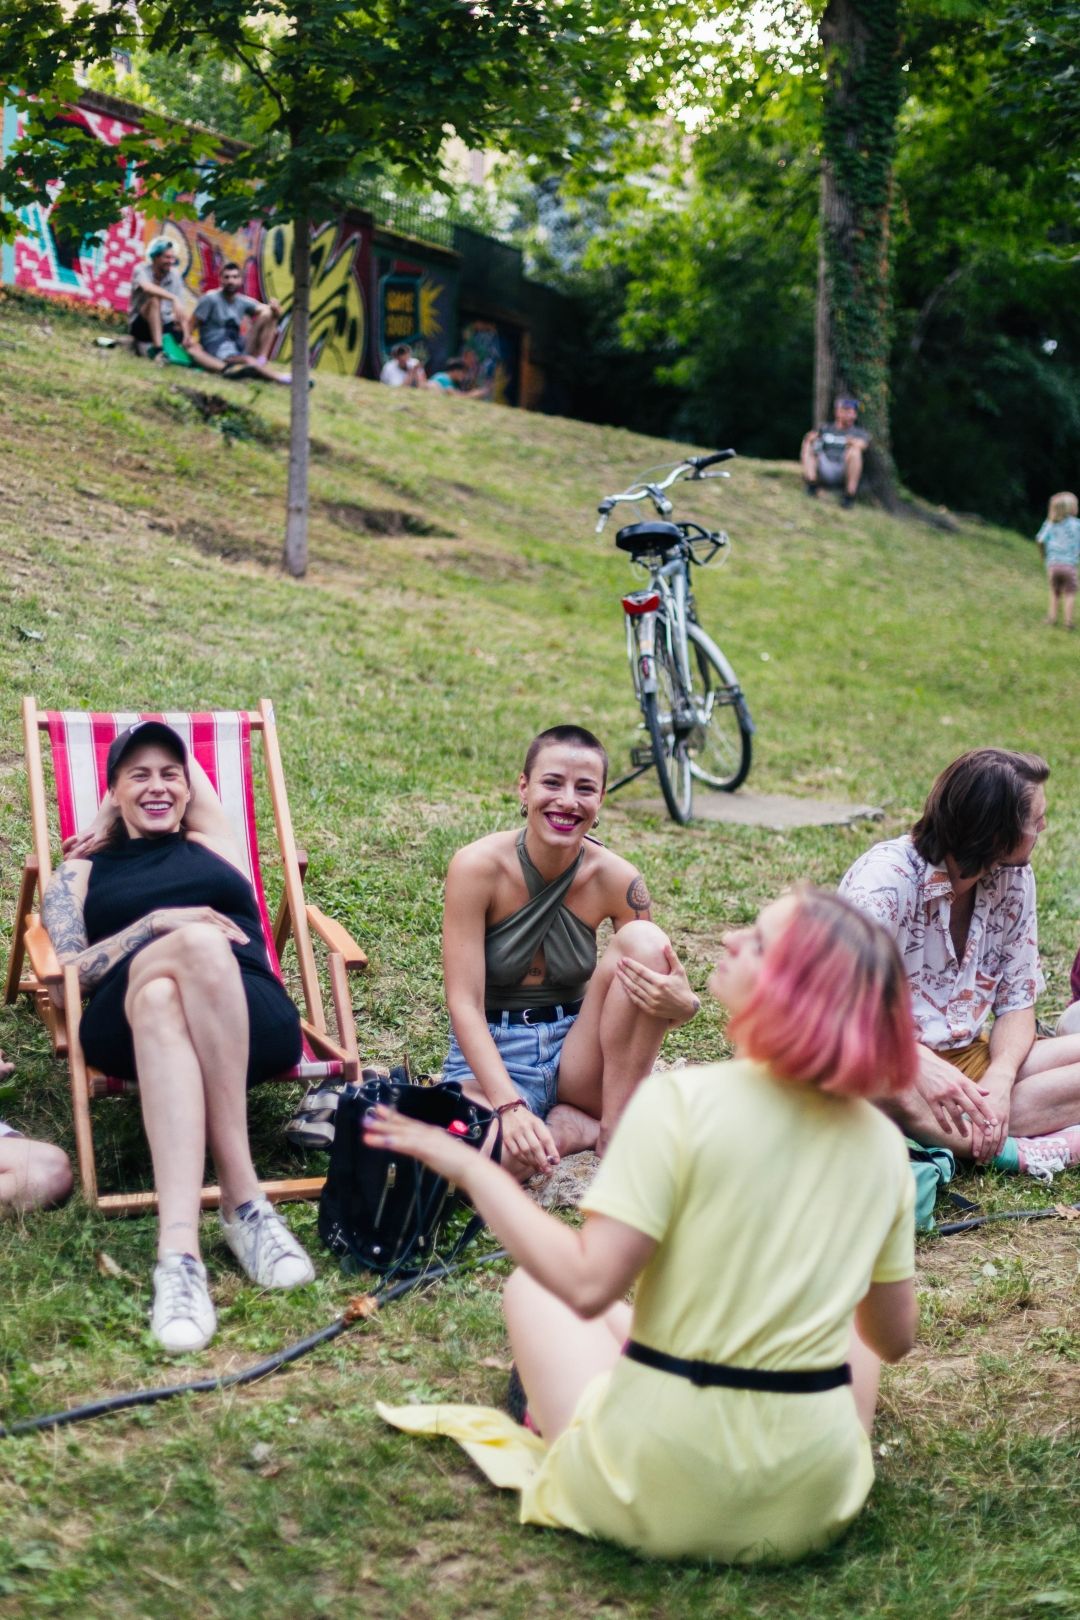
[[596, 450, 754, 824]]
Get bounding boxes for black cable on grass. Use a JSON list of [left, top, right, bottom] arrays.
[[0, 1247, 508, 1440], [937, 1202, 1080, 1236], [9, 1198, 1077, 1437]]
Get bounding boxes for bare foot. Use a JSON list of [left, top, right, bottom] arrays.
[[0, 1052, 13, 1081], [547, 1103, 600, 1158]]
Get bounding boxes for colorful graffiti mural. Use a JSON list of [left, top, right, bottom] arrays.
[[261, 220, 367, 376], [374, 250, 457, 375], [0, 100, 369, 374], [459, 317, 516, 406], [2, 101, 151, 310], [2, 90, 553, 401]]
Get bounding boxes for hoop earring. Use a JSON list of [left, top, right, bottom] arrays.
[[520, 803, 528, 818], [592, 816, 600, 829]]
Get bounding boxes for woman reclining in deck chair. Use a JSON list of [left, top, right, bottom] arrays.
[[42, 721, 314, 1353], [440, 724, 700, 1180], [370, 889, 919, 1565]]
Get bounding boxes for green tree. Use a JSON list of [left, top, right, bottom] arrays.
[[0, 0, 709, 576], [890, 14, 1079, 527]]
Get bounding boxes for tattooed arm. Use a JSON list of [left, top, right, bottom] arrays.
[[41, 862, 155, 992], [623, 872, 653, 923]]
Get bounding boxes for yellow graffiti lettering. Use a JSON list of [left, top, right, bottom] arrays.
[[419, 277, 444, 342], [259, 220, 366, 375]]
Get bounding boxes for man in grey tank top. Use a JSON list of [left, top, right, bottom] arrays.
[[186, 261, 290, 384]]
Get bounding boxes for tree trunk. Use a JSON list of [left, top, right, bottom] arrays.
[[813, 234, 833, 426], [816, 0, 903, 508], [283, 214, 311, 578]]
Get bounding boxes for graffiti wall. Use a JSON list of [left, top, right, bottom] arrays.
[[1, 100, 151, 309], [0, 98, 369, 376], [1, 90, 560, 402], [459, 315, 521, 407], [372, 245, 458, 376], [262, 219, 368, 376]]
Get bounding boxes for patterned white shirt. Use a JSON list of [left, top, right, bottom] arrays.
[[839, 835, 1044, 1051]]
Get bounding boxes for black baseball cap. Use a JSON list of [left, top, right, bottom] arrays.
[[106, 721, 188, 785]]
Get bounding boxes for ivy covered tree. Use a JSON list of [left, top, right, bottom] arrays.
[[814, 0, 904, 503], [0, 0, 711, 576]]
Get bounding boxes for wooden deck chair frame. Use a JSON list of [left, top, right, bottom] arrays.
[[5, 696, 368, 1217]]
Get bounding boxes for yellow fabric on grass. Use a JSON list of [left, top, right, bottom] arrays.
[[380, 1060, 915, 1564]]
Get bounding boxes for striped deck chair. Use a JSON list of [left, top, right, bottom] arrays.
[[6, 696, 367, 1216]]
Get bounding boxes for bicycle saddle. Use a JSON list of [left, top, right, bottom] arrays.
[[615, 521, 683, 556]]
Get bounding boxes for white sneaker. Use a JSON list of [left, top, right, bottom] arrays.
[[151, 1252, 216, 1354], [220, 1197, 315, 1289]]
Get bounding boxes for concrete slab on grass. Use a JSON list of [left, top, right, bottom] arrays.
[[637, 790, 883, 830]]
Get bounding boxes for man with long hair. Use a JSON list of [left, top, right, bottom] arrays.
[[841, 748, 1080, 1181]]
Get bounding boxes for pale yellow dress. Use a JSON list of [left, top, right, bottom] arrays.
[[379, 1060, 915, 1563]]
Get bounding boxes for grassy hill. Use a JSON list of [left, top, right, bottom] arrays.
[[1, 290, 1078, 1619]]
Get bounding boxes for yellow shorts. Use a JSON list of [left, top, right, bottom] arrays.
[[940, 1035, 992, 1081]]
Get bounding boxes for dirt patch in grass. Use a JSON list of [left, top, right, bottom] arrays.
[[322, 500, 453, 539], [179, 518, 274, 566], [890, 1222, 1080, 1435], [155, 385, 283, 448]]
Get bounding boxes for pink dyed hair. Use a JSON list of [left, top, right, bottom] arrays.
[[727, 888, 917, 1100]]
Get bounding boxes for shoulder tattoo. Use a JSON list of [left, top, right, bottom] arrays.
[[626, 874, 652, 918]]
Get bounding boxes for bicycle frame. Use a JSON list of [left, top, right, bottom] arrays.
[[624, 553, 693, 708], [599, 449, 753, 812]]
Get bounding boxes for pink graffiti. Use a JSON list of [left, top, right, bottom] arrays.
[[7, 104, 263, 314], [10, 105, 149, 312]]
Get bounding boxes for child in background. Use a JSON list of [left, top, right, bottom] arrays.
[[1036, 492, 1080, 630]]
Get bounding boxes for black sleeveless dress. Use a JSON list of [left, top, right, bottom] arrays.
[[79, 832, 302, 1086]]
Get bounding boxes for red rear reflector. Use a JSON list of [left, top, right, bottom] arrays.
[[622, 592, 660, 616]]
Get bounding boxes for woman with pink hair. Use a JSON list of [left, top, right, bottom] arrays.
[[369, 888, 919, 1564]]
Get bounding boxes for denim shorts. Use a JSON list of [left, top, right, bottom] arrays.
[[442, 1010, 578, 1119]]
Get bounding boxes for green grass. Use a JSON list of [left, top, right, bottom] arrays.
[[1, 290, 1079, 1619]]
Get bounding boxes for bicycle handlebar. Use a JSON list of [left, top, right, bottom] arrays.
[[686, 449, 736, 471], [595, 451, 737, 530]]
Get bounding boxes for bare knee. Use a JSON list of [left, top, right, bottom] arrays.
[[26, 1142, 73, 1208], [1055, 1003, 1080, 1038], [167, 924, 238, 981], [3, 1140, 73, 1211], [608, 919, 670, 971], [126, 973, 186, 1030]]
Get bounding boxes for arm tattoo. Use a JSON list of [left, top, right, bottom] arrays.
[[626, 874, 652, 918], [76, 918, 154, 990], [41, 866, 88, 959], [42, 869, 153, 989]]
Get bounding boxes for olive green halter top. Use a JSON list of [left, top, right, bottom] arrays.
[[483, 829, 598, 1011]]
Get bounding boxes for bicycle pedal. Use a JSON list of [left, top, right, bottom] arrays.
[[630, 745, 655, 768]]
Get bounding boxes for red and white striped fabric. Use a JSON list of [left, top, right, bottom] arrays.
[[45, 709, 343, 1084]]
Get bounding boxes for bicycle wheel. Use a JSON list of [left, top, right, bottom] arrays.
[[683, 621, 753, 792], [642, 640, 693, 824]]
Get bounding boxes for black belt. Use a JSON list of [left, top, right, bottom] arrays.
[[485, 1000, 583, 1026], [624, 1340, 852, 1394]]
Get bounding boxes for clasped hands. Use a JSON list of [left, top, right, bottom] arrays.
[[915, 1048, 1012, 1162]]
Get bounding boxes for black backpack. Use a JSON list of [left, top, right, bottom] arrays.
[[318, 1075, 500, 1276]]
